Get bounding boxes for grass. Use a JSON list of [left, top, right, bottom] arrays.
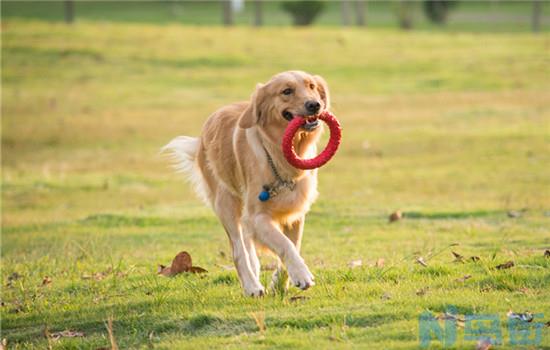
[[2, 18, 550, 349]]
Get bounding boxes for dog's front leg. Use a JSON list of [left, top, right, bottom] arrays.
[[214, 191, 264, 297], [271, 217, 305, 293], [252, 214, 314, 290]]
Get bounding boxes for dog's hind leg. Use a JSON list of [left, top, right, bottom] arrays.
[[270, 217, 305, 294], [214, 190, 265, 297]]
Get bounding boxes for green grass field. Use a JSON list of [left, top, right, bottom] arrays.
[[2, 18, 550, 349]]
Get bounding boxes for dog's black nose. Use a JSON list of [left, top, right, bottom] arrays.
[[305, 100, 321, 114]]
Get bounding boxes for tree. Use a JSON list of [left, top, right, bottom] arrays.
[[222, 0, 233, 26], [423, 0, 458, 25], [254, 0, 263, 27], [396, 1, 414, 30], [64, 0, 74, 24], [281, 1, 325, 26], [341, 0, 351, 26], [532, 0, 542, 32], [355, 0, 367, 26]]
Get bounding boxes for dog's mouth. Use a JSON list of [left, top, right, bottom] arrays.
[[282, 110, 320, 132]]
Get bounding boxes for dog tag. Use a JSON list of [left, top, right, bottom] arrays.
[[258, 190, 270, 202]]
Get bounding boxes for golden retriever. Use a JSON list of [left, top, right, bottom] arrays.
[[163, 71, 330, 296]]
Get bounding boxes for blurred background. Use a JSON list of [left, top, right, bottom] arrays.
[[2, 0, 549, 31], [2, 1, 549, 348]]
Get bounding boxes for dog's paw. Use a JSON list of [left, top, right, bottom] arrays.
[[287, 262, 315, 290], [243, 283, 266, 297]]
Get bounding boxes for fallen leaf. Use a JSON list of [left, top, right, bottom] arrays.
[[348, 259, 362, 268], [544, 250, 550, 258], [289, 295, 310, 303], [507, 311, 534, 322], [375, 258, 385, 268], [389, 211, 402, 223], [451, 251, 464, 263], [416, 287, 429, 296], [416, 257, 428, 267], [188, 266, 208, 274], [49, 330, 85, 341], [437, 313, 465, 327], [42, 276, 52, 286], [455, 274, 472, 283], [495, 261, 514, 270], [158, 251, 207, 277], [476, 338, 492, 350]]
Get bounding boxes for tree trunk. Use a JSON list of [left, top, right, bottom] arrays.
[[254, 0, 262, 27], [341, 0, 351, 26], [355, 0, 366, 26], [222, 0, 233, 26], [532, 0, 542, 32], [397, 1, 413, 30], [64, 0, 74, 24]]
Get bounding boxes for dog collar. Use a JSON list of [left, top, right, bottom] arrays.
[[258, 146, 296, 202]]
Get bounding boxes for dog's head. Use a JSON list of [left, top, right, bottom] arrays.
[[239, 71, 330, 135]]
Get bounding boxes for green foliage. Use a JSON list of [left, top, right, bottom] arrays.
[[423, 0, 459, 24], [281, 0, 325, 26]]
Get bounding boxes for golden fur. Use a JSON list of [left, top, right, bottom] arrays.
[[164, 71, 330, 296]]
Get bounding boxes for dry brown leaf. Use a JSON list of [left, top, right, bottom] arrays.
[[416, 257, 428, 267], [416, 287, 429, 296], [375, 258, 385, 268], [158, 251, 207, 277], [495, 261, 514, 270], [476, 338, 492, 350], [42, 276, 52, 286], [455, 274, 472, 283], [389, 211, 402, 223], [289, 295, 310, 302], [437, 313, 465, 328], [348, 259, 362, 268], [451, 251, 464, 262], [49, 330, 85, 341], [506, 311, 534, 322]]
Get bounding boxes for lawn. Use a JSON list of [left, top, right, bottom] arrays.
[[1, 18, 550, 349]]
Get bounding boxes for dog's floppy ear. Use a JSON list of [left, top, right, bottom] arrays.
[[239, 83, 266, 129], [314, 75, 330, 110]]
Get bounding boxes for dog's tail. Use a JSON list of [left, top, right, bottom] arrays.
[[161, 136, 211, 206]]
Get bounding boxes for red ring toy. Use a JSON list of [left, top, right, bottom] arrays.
[[282, 111, 342, 170]]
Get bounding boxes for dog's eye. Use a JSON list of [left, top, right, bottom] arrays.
[[282, 88, 293, 96], [309, 83, 315, 89]]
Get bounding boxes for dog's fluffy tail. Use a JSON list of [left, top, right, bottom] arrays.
[[161, 136, 211, 206]]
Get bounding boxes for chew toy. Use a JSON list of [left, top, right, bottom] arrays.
[[282, 111, 342, 170]]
